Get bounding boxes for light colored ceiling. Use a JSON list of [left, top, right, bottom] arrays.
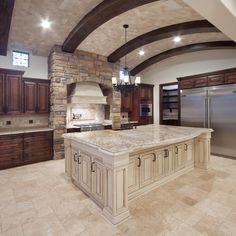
[[8, 0, 234, 72], [123, 32, 230, 70], [79, 0, 204, 56], [9, 0, 103, 56]]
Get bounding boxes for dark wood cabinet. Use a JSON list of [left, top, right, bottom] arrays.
[[120, 84, 154, 125], [0, 69, 24, 115], [23, 79, 50, 114], [178, 67, 236, 90], [0, 134, 24, 170], [24, 131, 53, 164], [121, 90, 133, 112], [0, 73, 4, 115], [0, 131, 53, 170]]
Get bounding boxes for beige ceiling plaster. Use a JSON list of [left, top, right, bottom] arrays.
[[121, 32, 230, 70], [79, 0, 204, 56], [9, 0, 102, 56]]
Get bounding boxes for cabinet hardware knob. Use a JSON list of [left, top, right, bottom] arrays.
[[137, 157, 141, 167], [164, 149, 169, 158], [91, 162, 95, 172], [74, 153, 78, 162], [153, 153, 156, 162], [184, 144, 188, 151]]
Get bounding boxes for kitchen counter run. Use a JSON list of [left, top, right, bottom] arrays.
[[0, 127, 54, 135], [63, 124, 212, 155]]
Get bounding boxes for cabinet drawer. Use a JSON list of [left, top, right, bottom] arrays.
[[24, 131, 52, 139], [225, 72, 236, 84], [208, 74, 224, 86]]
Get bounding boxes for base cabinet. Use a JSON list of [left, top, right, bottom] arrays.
[[128, 140, 194, 197], [69, 144, 105, 206]]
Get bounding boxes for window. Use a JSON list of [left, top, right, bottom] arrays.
[[12, 51, 29, 67]]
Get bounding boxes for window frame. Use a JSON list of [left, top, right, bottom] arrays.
[[12, 50, 30, 68]]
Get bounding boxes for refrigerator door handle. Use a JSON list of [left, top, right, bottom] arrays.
[[204, 98, 207, 128]]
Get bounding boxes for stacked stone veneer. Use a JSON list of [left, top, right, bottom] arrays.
[[48, 45, 121, 160]]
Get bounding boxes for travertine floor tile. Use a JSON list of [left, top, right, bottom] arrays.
[[0, 155, 235, 236]]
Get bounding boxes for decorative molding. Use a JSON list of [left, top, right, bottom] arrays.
[[130, 41, 236, 75], [0, 0, 15, 55], [108, 20, 219, 63], [62, 0, 158, 53]]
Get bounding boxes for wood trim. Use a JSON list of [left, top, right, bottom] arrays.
[[23, 77, 51, 84], [0, 0, 15, 55], [62, 0, 158, 53], [108, 20, 219, 63], [130, 41, 236, 76], [0, 68, 24, 75]]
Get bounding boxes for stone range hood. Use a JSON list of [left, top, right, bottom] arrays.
[[68, 82, 107, 104]]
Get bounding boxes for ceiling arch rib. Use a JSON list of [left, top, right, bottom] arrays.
[[130, 41, 236, 76], [107, 20, 219, 63], [62, 0, 159, 53]]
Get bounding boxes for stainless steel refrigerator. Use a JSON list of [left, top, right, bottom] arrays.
[[181, 84, 236, 158]]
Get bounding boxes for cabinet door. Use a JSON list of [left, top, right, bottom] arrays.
[[5, 75, 22, 114], [71, 147, 80, 184], [121, 91, 133, 112], [79, 153, 91, 193], [154, 150, 164, 181], [0, 74, 5, 115], [174, 144, 185, 171], [23, 80, 37, 113], [91, 160, 105, 205], [184, 140, 194, 166], [225, 72, 236, 84], [140, 152, 155, 187], [0, 134, 23, 170], [37, 82, 50, 113], [163, 147, 174, 175], [128, 155, 140, 194], [208, 74, 224, 86]]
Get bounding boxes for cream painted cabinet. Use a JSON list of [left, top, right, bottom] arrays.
[[71, 147, 80, 184], [184, 140, 194, 166], [91, 159, 105, 205], [154, 149, 165, 181], [163, 147, 174, 175], [128, 155, 140, 194], [140, 152, 155, 187], [79, 152, 92, 193], [174, 144, 185, 171]]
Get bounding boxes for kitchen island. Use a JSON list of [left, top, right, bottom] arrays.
[[63, 125, 212, 225]]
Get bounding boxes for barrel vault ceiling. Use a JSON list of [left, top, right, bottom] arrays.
[[8, 0, 234, 74]]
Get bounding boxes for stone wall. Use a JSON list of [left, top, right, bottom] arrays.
[[48, 45, 121, 159]]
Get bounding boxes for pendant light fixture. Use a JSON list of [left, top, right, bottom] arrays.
[[112, 24, 141, 91]]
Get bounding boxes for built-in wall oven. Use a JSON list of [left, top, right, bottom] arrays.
[[140, 103, 152, 117]]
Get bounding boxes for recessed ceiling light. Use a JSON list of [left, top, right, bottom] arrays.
[[40, 19, 51, 29], [173, 36, 182, 43], [139, 50, 145, 56]]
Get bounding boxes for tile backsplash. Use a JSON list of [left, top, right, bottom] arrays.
[[0, 114, 49, 129], [67, 104, 105, 127]]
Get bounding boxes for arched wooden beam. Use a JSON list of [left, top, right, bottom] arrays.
[[108, 20, 219, 63], [0, 0, 15, 55], [62, 0, 158, 53], [130, 41, 236, 76]]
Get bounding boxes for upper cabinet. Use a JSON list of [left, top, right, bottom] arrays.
[[178, 67, 236, 90], [121, 90, 133, 112], [0, 69, 24, 115], [0, 68, 50, 115], [139, 84, 153, 101], [23, 79, 50, 114]]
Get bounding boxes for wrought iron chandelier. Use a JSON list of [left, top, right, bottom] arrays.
[[112, 24, 141, 91]]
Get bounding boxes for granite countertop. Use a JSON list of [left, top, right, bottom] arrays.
[[0, 127, 54, 135], [63, 124, 213, 155]]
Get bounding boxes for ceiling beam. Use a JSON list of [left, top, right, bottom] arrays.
[[0, 0, 15, 56], [62, 0, 158, 53], [108, 20, 219, 63], [130, 41, 236, 75]]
